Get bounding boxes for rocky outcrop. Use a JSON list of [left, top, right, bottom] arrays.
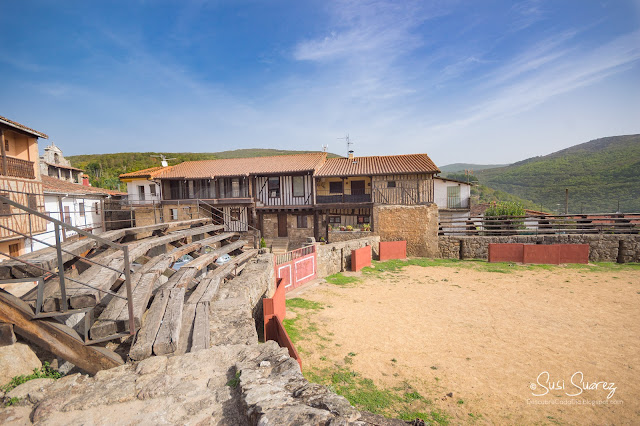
[[0, 342, 41, 387]]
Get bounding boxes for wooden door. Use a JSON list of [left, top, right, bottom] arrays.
[[351, 180, 365, 195], [278, 213, 288, 237]]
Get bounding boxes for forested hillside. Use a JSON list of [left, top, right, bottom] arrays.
[[68, 149, 339, 190], [474, 135, 640, 213]]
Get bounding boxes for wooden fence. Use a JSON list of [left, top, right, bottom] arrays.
[[439, 213, 640, 236]]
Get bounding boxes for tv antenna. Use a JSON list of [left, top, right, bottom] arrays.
[[321, 144, 328, 153], [337, 134, 353, 157], [150, 154, 177, 167]]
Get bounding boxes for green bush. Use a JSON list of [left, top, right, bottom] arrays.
[[484, 202, 526, 235]]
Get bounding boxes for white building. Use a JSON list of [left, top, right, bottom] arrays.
[[119, 167, 169, 205], [434, 176, 473, 235], [27, 176, 119, 252]]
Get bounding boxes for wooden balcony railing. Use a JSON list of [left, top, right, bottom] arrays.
[[1, 156, 36, 179]]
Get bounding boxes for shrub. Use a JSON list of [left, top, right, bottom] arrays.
[[260, 237, 266, 248], [484, 202, 526, 235], [346, 225, 353, 231]]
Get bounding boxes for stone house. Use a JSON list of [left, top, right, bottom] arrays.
[[39, 142, 84, 184]]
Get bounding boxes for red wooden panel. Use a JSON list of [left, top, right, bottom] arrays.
[[488, 244, 524, 263], [557, 244, 589, 264], [351, 246, 372, 271], [379, 241, 407, 261], [523, 245, 560, 264]]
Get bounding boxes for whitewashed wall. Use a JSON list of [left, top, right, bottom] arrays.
[[434, 179, 471, 209], [125, 179, 162, 204], [26, 194, 104, 253]]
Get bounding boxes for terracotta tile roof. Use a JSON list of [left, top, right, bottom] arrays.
[[44, 162, 84, 172], [0, 115, 48, 139], [119, 166, 171, 179], [315, 153, 440, 177], [156, 153, 327, 179], [42, 176, 125, 196]]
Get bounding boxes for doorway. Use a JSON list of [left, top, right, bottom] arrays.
[[278, 213, 288, 237]]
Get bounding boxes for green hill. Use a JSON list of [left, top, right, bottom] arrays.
[[439, 163, 509, 173], [68, 149, 340, 191], [475, 135, 640, 214]]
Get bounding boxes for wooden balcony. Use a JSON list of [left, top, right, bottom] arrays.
[[1, 156, 36, 179]]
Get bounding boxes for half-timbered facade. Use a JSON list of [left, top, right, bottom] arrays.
[[314, 153, 440, 241], [0, 115, 49, 258]]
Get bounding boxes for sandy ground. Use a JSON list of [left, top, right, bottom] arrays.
[[288, 264, 640, 425]]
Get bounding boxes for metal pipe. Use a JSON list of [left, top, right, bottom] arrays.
[[53, 224, 69, 311], [122, 245, 136, 336]]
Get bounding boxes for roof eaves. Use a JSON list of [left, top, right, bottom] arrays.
[[0, 115, 49, 139]]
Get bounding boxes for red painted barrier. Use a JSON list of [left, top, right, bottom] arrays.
[[379, 241, 407, 261], [351, 245, 372, 271], [488, 244, 524, 263], [523, 244, 560, 264], [275, 246, 317, 292], [557, 244, 589, 264], [488, 243, 589, 264], [263, 279, 302, 368]]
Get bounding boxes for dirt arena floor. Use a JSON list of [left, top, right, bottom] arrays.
[[286, 261, 640, 425]]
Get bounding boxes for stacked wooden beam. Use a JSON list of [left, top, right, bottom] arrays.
[[129, 244, 256, 361]]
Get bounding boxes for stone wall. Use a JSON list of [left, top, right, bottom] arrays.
[[316, 236, 380, 278], [439, 234, 640, 263], [210, 254, 276, 345], [262, 213, 314, 248], [328, 230, 372, 243], [373, 204, 439, 257]]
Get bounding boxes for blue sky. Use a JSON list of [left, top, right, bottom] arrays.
[[1, 0, 639, 166]]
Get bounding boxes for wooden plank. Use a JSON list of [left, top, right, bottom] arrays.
[[0, 289, 123, 374], [181, 240, 247, 271], [190, 302, 210, 352], [175, 303, 196, 356], [129, 288, 171, 361], [152, 287, 185, 356]]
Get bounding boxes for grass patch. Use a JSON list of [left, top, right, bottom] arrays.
[[282, 318, 302, 344], [286, 298, 323, 310], [1, 362, 61, 393], [325, 273, 361, 286], [304, 364, 448, 424], [226, 371, 241, 388]]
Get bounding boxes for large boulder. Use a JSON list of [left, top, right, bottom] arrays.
[[0, 343, 42, 387]]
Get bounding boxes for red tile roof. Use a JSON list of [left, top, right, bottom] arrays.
[[42, 176, 125, 196], [0, 115, 48, 139], [315, 153, 440, 177], [156, 153, 327, 179], [119, 166, 171, 179]]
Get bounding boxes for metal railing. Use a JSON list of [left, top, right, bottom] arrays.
[[0, 194, 135, 344], [438, 213, 640, 236], [195, 199, 261, 247], [275, 244, 315, 265]]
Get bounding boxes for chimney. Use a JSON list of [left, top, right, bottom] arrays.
[[348, 150, 354, 160], [82, 176, 91, 187]]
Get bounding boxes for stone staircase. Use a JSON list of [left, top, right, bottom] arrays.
[[268, 238, 289, 254]]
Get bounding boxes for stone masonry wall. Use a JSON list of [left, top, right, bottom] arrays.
[[262, 213, 314, 248], [439, 234, 640, 263], [373, 204, 439, 258], [316, 236, 380, 278], [328, 230, 372, 243]]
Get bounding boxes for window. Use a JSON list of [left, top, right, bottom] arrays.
[[447, 186, 461, 208], [54, 153, 60, 164], [0, 193, 11, 216], [63, 206, 72, 224], [297, 215, 307, 228], [357, 215, 370, 224], [268, 177, 280, 198], [149, 184, 156, 196], [171, 208, 178, 220], [9, 243, 20, 258], [328, 216, 341, 224], [94, 202, 100, 216], [138, 185, 145, 201], [4, 139, 9, 152], [387, 181, 396, 188], [232, 178, 240, 198], [292, 176, 305, 197], [230, 208, 240, 221], [329, 181, 343, 194], [79, 202, 85, 217], [28, 195, 38, 210]]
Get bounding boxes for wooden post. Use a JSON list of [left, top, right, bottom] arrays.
[[57, 196, 67, 241], [0, 128, 7, 176], [313, 210, 319, 241], [341, 177, 345, 203], [100, 199, 106, 231]]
